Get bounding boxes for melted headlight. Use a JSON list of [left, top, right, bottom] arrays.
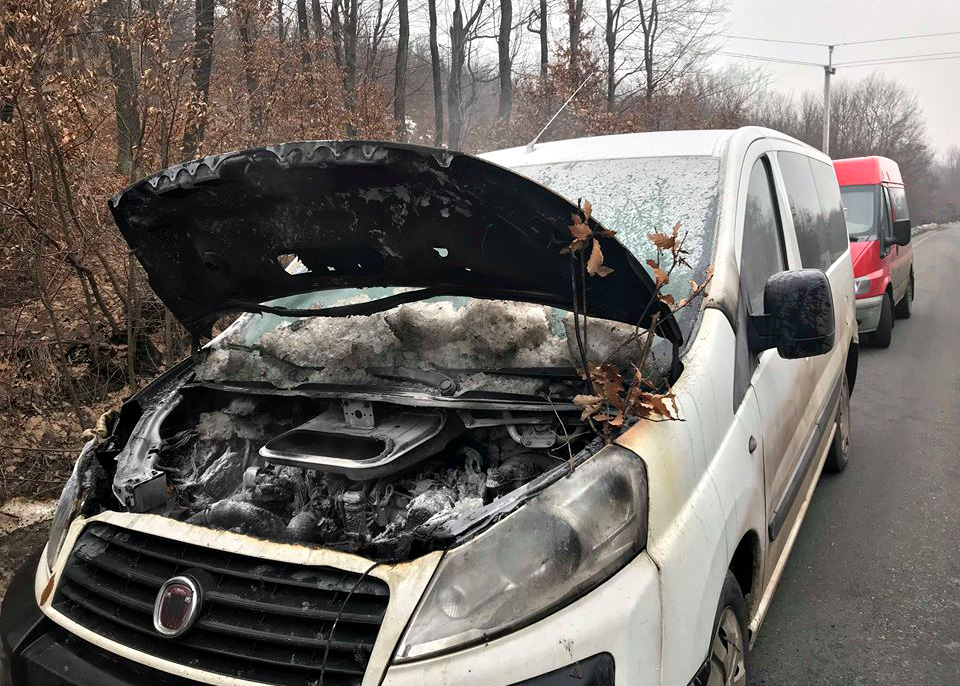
[[395, 444, 648, 661]]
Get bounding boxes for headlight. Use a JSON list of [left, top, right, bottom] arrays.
[[395, 444, 648, 661], [46, 441, 95, 571], [854, 277, 871, 296]]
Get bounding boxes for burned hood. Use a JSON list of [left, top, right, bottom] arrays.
[[109, 141, 681, 344]]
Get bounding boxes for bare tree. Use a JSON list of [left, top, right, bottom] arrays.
[[236, 0, 264, 134], [567, 0, 584, 73], [447, 0, 486, 148], [296, 0, 311, 63], [100, 0, 142, 176], [636, 0, 723, 123], [428, 0, 444, 145], [525, 0, 548, 78], [394, 0, 409, 138], [181, 0, 216, 159], [497, 0, 513, 121], [311, 0, 324, 41]]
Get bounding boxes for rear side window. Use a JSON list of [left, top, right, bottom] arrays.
[[888, 187, 910, 221], [741, 158, 786, 314], [778, 152, 845, 270]]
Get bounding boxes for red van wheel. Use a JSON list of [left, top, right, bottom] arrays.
[[894, 271, 914, 319], [871, 292, 894, 348]]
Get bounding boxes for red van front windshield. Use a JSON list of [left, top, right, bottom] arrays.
[[840, 185, 879, 241]]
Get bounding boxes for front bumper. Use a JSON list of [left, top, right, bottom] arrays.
[[855, 295, 883, 334], [6, 515, 661, 686]]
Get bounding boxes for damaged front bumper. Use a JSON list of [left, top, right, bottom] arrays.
[[7, 513, 660, 686]]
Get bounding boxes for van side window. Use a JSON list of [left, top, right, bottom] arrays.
[[809, 159, 848, 262], [778, 151, 843, 270], [741, 157, 786, 314], [888, 187, 910, 221]]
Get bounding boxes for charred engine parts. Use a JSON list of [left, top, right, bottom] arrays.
[[260, 402, 456, 479], [108, 388, 584, 561]]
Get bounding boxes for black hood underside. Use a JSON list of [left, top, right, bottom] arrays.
[[109, 140, 681, 344]]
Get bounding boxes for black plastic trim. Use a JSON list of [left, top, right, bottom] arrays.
[[510, 653, 614, 686], [767, 372, 843, 541]]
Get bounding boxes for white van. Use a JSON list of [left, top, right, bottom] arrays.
[[1, 128, 856, 686]]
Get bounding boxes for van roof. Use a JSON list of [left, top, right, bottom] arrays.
[[480, 127, 811, 168], [832, 156, 903, 186]]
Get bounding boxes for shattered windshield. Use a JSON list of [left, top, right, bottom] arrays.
[[512, 155, 721, 311]]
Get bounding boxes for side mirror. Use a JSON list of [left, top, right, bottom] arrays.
[[888, 218, 911, 246], [749, 269, 835, 359]]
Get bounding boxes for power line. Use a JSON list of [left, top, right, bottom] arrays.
[[836, 50, 960, 67], [838, 53, 960, 68], [720, 34, 827, 48], [715, 51, 824, 68], [835, 30, 960, 47]]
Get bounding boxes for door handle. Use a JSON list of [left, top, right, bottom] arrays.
[[748, 435, 758, 454]]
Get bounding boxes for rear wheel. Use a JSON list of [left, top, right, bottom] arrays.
[[869, 292, 894, 348], [707, 572, 749, 686], [894, 271, 914, 319], [824, 374, 851, 474]]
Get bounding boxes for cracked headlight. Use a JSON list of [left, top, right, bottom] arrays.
[[395, 444, 648, 661], [854, 276, 872, 296]]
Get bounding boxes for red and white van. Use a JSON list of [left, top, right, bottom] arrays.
[[833, 156, 914, 347]]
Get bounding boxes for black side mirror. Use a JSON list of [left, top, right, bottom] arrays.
[[888, 218, 911, 246], [749, 269, 835, 359]]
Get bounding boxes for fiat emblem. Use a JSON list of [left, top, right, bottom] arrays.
[[153, 576, 201, 638]]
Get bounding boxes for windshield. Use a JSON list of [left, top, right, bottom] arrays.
[[841, 185, 879, 241], [513, 156, 720, 313]]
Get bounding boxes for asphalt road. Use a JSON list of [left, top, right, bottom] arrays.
[[749, 224, 960, 685]]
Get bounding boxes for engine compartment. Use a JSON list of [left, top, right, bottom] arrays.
[[103, 385, 588, 562]]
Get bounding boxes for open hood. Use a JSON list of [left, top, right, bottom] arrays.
[[109, 141, 681, 344]]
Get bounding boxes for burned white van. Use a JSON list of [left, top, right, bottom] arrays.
[[0, 129, 856, 686]]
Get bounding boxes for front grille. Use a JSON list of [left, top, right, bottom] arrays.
[[52, 522, 390, 686]]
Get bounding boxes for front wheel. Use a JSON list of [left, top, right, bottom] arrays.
[[824, 374, 851, 473], [707, 572, 749, 686], [894, 271, 914, 319], [869, 292, 894, 348]]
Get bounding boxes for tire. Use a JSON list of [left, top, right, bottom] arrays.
[[870, 292, 894, 348], [705, 572, 749, 686], [894, 271, 914, 319], [824, 373, 851, 474]]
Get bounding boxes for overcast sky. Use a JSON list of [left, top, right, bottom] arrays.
[[714, 0, 960, 158]]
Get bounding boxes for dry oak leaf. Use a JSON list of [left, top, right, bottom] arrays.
[[587, 239, 614, 277], [647, 259, 669, 286]]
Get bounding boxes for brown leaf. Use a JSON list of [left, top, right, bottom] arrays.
[[587, 238, 604, 273], [573, 394, 604, 420], [570, 220, 592, 240], [672, 221, 681, 238], [659, 293, 675, 307], [593, 227, 617, 238], [582, 199, 592, 221], [648, 232, 675, 250], [647, 259, 669, 286]]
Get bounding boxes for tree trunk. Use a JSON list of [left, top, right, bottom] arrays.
[[567, 0, 583, 75], [393, 0, 409, 139], [428, 0, 443, 145], [237, 2, 264, 134], [331, 0, 343, 69], [497, 0, 512, 122], [605, 0, 616, 111], [311, 0, 323, 44], [181, 0, 216, 160], [101, 0, 141, 177], [539, 0, 548, 78], [343, 0, 358, 93], [276, 0, 286, 41], [296, 0, 311, 64], [447, 2, 465, 149]]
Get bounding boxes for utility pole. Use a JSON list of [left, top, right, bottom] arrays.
[[822, 45, 835, 155]]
